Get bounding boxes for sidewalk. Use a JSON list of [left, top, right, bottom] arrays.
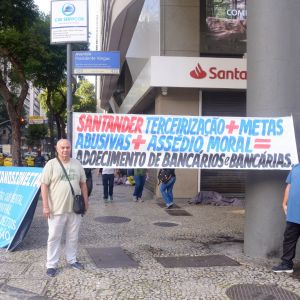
[[0, 171, 299, 300]]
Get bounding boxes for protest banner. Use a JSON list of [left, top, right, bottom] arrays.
[[72, 113, 298, 170], [0, 167, 42, 251]]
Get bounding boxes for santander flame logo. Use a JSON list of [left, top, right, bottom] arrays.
[[190, 63, 207, 79]]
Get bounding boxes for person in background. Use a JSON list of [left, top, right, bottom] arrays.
[[40, 139, 88, 277], [159, 168, 176, 209], [101, 168, 115, 202], [133, 168, 147, 202], [272, 164, 300, 273], [114, 169, 126, 185], [34, 150, 45, 167], [84, 168, 93, 197]]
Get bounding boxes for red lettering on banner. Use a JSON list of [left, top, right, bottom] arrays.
[[132, 135, 146, 150], [226, 120, 239, 134], [77, 114, 144, 133], [77, 114, 86, 132], [135, 117, 143, 133], [91, 115, 101, 131]]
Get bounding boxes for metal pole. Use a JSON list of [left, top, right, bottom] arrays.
[[67, 43, 72, 144]]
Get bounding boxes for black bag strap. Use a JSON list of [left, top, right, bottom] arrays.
[[56, 157, 75, 197]]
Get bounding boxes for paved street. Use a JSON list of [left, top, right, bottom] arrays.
[[0, 171, 299, 300]]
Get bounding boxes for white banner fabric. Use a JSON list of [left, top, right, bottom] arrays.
[[72, 113, 298, 170]]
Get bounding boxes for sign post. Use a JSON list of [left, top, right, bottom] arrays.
[[50, 0, 88, 144], [67, 43, 73, 143]]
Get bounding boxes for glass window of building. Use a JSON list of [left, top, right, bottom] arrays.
[[200, 0, 247, 57]]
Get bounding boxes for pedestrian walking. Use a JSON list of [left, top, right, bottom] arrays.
[[133, 168, 147, 202], [101, 168, 115, 202], [272, 164, 300, 273], [158, 168, 176, 208], [40, 139, 89, 277]]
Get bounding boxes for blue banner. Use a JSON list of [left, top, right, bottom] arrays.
[[0, 167, 42, 250]]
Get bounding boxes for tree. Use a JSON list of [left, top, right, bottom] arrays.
[[25, 124, 48, 149], [0, 96, 9, 124], [0, 0, 41, 165], [39, 79, 96, 139], [73, 79, 97, 113]]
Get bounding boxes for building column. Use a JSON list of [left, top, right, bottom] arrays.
[[245, 0, 300, 257]]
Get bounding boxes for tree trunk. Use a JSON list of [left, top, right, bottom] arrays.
[[2, 95, 23, 166], [55, 114, 62, 139], [0, 54, 29, 166], [10, 117, 22, 166]]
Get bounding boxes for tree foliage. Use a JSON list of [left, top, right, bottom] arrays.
[[25, 124, 48, 148], [0, 0, 42, 165], [0, 0, 39, 30], [39, 79, 96, 139], [73, 79, 97, 113], [0, 1, 92, 163]]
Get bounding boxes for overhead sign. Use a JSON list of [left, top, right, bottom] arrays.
[[150, 56, 247, 89], [28, 116, 48, 125], [51, 0, 88, 44], [72, 51, 120, 75], [0, 167, 42, 251], [72, 113, 298, 170]]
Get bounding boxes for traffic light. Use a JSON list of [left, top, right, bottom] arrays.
[[19, 117, 26, 127]]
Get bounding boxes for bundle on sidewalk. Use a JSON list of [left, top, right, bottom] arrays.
[[188, 191, 243, 206]]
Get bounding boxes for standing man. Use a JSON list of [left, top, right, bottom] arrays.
[[41, 139, 89, 277], [101, 168, 115, 202], [272, 164, 300, 273]]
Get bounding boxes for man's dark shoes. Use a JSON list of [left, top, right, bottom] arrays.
[[46, 268, 57, 277], [272, 262, 293, 273], [70, 261, 84, 270]]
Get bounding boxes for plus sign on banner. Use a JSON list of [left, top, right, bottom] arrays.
[[72, 112, 298, 170]]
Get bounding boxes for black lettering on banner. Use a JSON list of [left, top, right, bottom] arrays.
[[76, 150, 83, 163], [284, 153, 291, 167], [162, 153, 170, 167], [76, 148, 293, 169], [276, 153, 284, 168], [148, 153, 161, 167], [83, 150, 91, 164]]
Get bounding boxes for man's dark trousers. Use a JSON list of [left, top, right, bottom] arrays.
[[281, 221, 300, 267]]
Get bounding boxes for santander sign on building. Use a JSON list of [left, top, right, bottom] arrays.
[[190, 63, 247, 81], [151, 56, 247, 89]]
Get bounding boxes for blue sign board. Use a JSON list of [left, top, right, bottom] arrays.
[[0, 167, 42, 250], [72, 51, 120, 75]]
